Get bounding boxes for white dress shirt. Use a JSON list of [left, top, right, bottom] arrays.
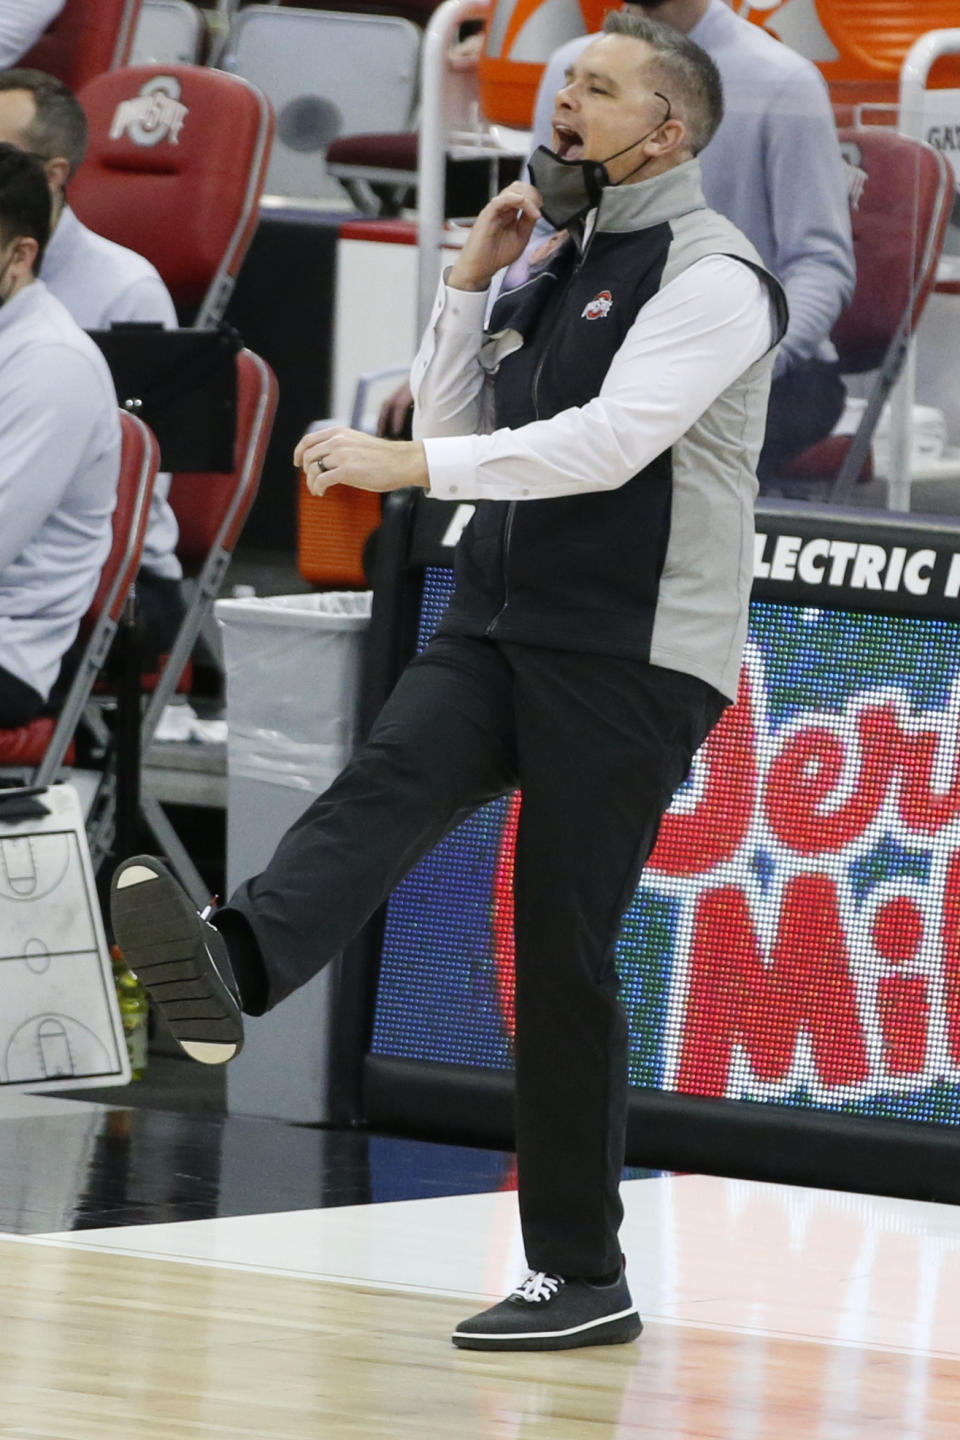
[[42, 205, 181, 580], [412, 253, 775, 502], [0, 280, 121, 700]]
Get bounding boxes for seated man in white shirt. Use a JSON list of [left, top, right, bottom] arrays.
[[0, 1, 63, 70], [0, 141, 120, 729], [0, 67, 184, 664]]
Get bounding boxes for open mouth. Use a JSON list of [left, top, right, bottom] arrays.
[[552, 122, 584, 161]]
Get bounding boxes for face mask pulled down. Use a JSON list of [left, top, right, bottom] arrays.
[[527, 97, 671, 231]]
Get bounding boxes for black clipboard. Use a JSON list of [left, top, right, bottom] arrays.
[[89, 324, 241, 472]]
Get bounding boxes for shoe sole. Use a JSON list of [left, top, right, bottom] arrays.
[[451, 1310, 642, 1352], [110, 856, 243, 1065]]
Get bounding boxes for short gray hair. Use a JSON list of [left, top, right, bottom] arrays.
[[0, 68, 88, 175], [602, 11, 724, 155]]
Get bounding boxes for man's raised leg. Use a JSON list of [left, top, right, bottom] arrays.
[[111, 636, 519, 1060]]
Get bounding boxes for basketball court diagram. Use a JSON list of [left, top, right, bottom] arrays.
[[0, 787, 129, 1091]]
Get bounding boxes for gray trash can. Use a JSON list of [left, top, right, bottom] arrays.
[[214, 591, 372, 1122]]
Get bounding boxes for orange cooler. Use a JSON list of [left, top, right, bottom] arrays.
[[740, 1, 960, 95], [479, 0, 960, 129], [478, 0, 611, 127]]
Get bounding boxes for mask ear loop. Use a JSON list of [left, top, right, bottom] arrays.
[[606, 92, 673, 186]]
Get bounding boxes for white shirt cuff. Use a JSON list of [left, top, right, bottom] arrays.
[[422, 435, 481, 499], [436, 276, 491, 332]]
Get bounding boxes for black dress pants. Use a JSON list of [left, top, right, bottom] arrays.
[[223, 633, 724, 1276], [133, 569, 187, 667], [0, 662, 44, 729], [757, 357, 847, 493]]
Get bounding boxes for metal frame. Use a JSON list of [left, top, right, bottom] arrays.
[[113, 0, 147, 65], [417, 0, 530, 335], [828, 130, 954, 505], [884, 28, 960, 510]]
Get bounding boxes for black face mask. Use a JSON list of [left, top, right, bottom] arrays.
[[527, 92, 672, 230]]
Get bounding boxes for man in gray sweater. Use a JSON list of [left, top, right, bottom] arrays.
[[530, 0, 855, 489]]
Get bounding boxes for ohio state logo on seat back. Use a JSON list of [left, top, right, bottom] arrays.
[[109, 76, 189, 147]]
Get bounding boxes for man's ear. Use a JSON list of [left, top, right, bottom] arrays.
[[12, 233, 39, 274], [652, 116, 689, 158], [42, 154, 70, 197]]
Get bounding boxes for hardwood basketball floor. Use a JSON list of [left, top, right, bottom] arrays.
[[1, 1091, 959, 1438], [2, 1239, 960, 1439]]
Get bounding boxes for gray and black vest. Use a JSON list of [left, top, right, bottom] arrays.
[[438, 160, 787, 702]]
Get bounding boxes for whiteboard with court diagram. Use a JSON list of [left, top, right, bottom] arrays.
[[0, 784, 130, 1090]]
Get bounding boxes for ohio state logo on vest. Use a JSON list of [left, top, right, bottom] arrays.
[[581, 290, 613, 321], [110, 76, 189, 147]]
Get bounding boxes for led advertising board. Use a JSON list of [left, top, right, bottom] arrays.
[[360, 502, 960, 1192]]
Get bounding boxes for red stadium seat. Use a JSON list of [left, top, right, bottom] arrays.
[[0, 412, 158, 788], [71, 64, 274, 325], [20, 0, 142, 92], [782, 128, 954, 500]]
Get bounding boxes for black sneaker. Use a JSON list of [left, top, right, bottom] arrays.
[[110, 855, 244, 1065], [452, 1266, 642, 1352]]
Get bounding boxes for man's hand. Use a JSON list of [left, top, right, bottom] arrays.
[[377, 380, 414, 438], [295, 426, 429, 496], [448, 182, 543, 293]]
